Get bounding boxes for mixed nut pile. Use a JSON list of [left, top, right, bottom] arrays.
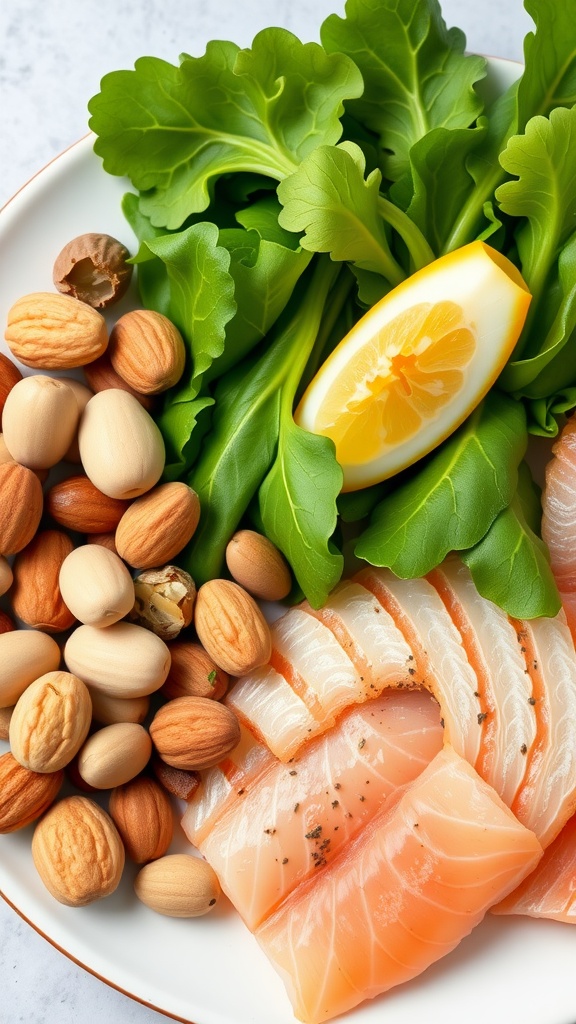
[[0, 233, 292, 916]]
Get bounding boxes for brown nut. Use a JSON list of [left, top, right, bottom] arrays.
[[0, 611, 15, 634], [89, 688, 150, 727], [77, 722, 152, 790], [53, 233, 133, 309], [0, 751, 64, 833], [0, 705, 13, 739], [150, 695, 240, 771], [87, 532, 119, 555], [46, 475, 131, 533], [194, 579, 272, 676], [109, 776, 174, 864], [0, 554, 13, 596], [226, 529, 292, 601], [5, 291, 108, 369], [109, 310, 186, 394], [10, 670, 92, 773], [0, 629, 61, 708], [11, 529, 76, 632], [2, 375, 80, 469], [0, 461, 43, 556], [83, 353, 155, 411], [31, 795, 125, 906], [115, 483, 200, 569], [130, 565, 195, 641], [134, 853, 220, 917], [151, 756, 199, 801], [161, 641, 228, 702], [0, 352, 23, 428]]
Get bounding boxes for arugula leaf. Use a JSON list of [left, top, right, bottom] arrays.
[[88, 29, 362, 228], [278, 142, 405, 284], [355, 392, 527, 577], [462, 463, 561, 618], [321, 0, 486, 181], [337, 482, 389, 523]]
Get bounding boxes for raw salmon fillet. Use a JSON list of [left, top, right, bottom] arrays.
[[492, 812, 576, 922], [182, 689, 443, 929], [256, 746, 542, 1024], [542, 414, 576, 637]]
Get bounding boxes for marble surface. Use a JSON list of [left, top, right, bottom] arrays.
[[0, 1, 532, 1022]]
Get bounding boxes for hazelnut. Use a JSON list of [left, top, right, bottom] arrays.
[[53, 233, 133, 308], [130, 565, 196, 641]]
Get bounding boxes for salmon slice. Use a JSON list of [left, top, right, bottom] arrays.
[[182, 690, 443, 930], [256, 746, 542, 1024], [542, 414, 576, 636], [492, 812, 576, 922]]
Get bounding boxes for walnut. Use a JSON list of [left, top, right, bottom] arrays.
[[53, 233, 133, 308]]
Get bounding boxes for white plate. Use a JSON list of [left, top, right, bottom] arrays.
[[2, 58, 576, 1024]]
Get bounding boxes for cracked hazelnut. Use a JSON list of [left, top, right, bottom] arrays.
[[53, 233, 133, 309], [130, 565, 196, 641]]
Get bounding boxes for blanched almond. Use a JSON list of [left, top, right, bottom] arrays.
[[59, 544, 134, 627], [77, 722, 152, 789], [5, 291, 108, 369], [78, 389, 165, 500], [0, 630, 60, 708], [194, 579, 272, 676], [53, 376, 94, 463], [10, 670, 92, 773], [134, 854, 219, 917], [11, 529, 75, 633], [115, 482, 200, 569], [2, 375, 79, 469], [64, 621, 171, 698], [0, 752, 64, 833]]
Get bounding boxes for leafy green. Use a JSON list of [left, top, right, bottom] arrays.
[[355, 392, 527, 576], [462, 463, 561, 618], [88, 29, 363, 228], [321, 0, 486, 181], [337, 482, 389, 523]]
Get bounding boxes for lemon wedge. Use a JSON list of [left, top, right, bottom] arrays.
[[295, 241, 531, 491]]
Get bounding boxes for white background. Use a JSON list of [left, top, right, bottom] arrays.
[[0, 1, 533, 1022]]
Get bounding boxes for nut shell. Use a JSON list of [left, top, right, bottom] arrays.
[[59, 544, 134, 627], [0, 629, 61, 708], [2, 375, 79, 469], [64, 621, 171, 698], [130, 565, 195, 641], [10, 670, 92, 773], [31, 795, 125, 906], [11, 529, 76, 632], [134, 853, 220, 917], [194, 579, 272, 676], [46, 474, 131, 533], [0, 752, 64, 833], [53, 233, 133, 309], [226, 529, 292, 601], [78, 389, 165, 500], [109, 776, 174, 864], [161, 641, 228, 702], [5, 291, 108, 369], [115, 483, 200, 569], [77, 722, 152, 789], [109, 309, 186, 394], [150, 695, 240, 771], [0, 461, 43, 556]]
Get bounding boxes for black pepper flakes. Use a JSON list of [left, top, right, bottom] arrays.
[[305, 825, 322, 840], [520, 743, 528, 755], [332, 800, 339, 809], [282, 857, 289, 865], [264, 828, 277, 835], [294, 802, 300, 812], [358, 738, 366, 750], [334, 782, 341, 790], [528, 697, 537, 705], [477, 712, 488, 725], [289, 770, 297, 776]]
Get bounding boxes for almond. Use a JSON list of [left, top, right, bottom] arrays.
[[161, 641, 228, 701], [226, 529, 292, 601], [83, 352, 155, 411], [109, 309, 186, 394], [0, 629, 61, 708], [0, 461, 43, 555], [78, 389, 165, 500], [151, 756, 199, 801], [46, 474, 131, 533], [115, 482, 200, 569], [87, 531, 119, 555], [150, 695, 240, 771], [31, 795, 125, 906], [0, 751, 64, 833], [64, 621, 171, 699], [194, 579, 272, 676], [0, 555, 13, 597], [5, 291, 108, 369], [0, 352, 23, 427], [2, 375, 80, 469], [10, 670, 92, 773], [11, 529, 76, 632], [77, 722, 152, 789], [109, 776, 174, 864], [134, 853, 219, 917]]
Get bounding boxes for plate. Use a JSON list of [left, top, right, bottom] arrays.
[[2, 57, 576, 1024]]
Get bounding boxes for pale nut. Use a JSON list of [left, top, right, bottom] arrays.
[[226, 529, 292, 602], [115, 483, 200, 569], [53, 376, 94, 463], [151, 756, 199, 801], [0, 554, 13, 597], [78, 389, 165, 500], [194, 579, 272, 676], [46, 474, 131, 533], [53, 233, 133, 309], [0, 352, 23, 427], [109, 776, 174, 864], [64, 621, 171, 699], [2, 375, 79, 469], [109, 309, 186, 394], [0, 630, 61, 708], [89, 688, 150, 727], [0, 461, 44, 556], [31, 795, 125, 906], [77, 722, 152, 789], [161, 641, 228, 702], [83, 353, 155, 411], [0, 705, 13, 740], [11, 529, 76, 633], [150, 695, 240, 771], [134, 853, 220, 917], [59, 544, 134, 627], [130, 565, 195, 641], [9, 671, 92, 773], [0, 751, 64, 834], [5, 291, 108, 369], [0, 610, 15, 634]]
